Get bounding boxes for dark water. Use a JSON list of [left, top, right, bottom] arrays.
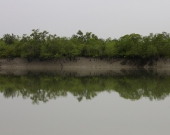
[[1, 70, 170, 135]]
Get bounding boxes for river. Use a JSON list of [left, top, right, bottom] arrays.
[[0, 70, 170, 135]]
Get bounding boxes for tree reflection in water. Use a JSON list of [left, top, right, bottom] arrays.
[[0, 70, 170, 104]]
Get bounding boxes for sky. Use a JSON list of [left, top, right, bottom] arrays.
[[1, 0, 170, 39]]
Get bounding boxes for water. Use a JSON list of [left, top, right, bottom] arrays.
[[0, 70, 170, 135]]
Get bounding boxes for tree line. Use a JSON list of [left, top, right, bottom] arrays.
[[0, 29, 170, 59]]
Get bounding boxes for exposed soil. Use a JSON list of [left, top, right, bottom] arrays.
[[0, 57, 170, 76]]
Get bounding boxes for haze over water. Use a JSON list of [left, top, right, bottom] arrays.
[[0, 70, 170, 135], [1, 0, 170, 134]]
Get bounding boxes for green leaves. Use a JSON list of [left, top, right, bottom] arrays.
[[1, 30, 170, 59], [104, 41, 116, 57], [3, 34, 19, 45]]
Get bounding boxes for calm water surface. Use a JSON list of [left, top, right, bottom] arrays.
[[0, 70, 170, 135]]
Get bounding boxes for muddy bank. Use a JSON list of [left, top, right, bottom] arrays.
[[1, 57, 170, 69], [0, 57, 170, 76]]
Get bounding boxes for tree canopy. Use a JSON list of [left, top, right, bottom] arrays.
[[0, 29, 170, 59]]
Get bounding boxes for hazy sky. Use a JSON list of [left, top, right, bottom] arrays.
[[1, 0, 170, 39]]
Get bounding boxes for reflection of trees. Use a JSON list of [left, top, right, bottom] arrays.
[[0, 73, 170, 103], [3, 88, 19, 98]]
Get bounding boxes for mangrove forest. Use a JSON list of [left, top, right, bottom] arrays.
[[0, 29, 170, 59]]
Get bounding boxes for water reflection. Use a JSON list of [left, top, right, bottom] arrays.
[[0, 70, 170, 103]]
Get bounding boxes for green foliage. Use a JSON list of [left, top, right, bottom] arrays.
[[104, 40, 117, 57], [1, 30, 170, 59], [63, 40, 80, 58], [2, 34, 19, 45]]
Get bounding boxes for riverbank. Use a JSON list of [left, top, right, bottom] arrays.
[[0, 57, 170, 76], [1, 57, 170, 69]]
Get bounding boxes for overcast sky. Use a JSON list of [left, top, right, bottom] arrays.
[[1, 0, 170, 39]]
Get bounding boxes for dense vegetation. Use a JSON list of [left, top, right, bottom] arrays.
[[0, 72, 170, 103], [0, 29, 170, 59]]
